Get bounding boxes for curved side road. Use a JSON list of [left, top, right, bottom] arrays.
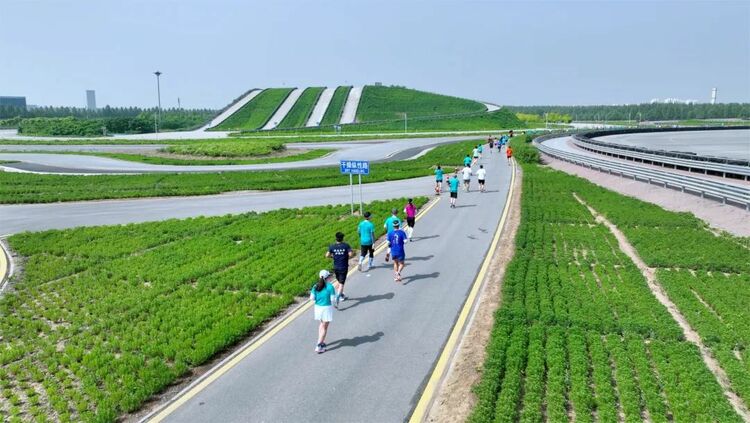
[[145, 154, 513, 423]]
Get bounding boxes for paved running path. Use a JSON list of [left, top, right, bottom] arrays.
[[261, 88, 305, 130], [340, 86, 363, 124], [152, 154, 513, 422], [306, 87, 336, 127]]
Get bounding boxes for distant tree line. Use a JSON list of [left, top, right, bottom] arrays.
[[509, 103, 750, 121], [2, 106, 217, 136]]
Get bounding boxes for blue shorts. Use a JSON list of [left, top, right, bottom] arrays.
[[392, 253, 405, 261]]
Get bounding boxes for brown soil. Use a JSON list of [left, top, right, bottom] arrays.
[[543, 156, 750, 237], [573, 193, 750, 422], [145, 147, 316, 161], [425, 165, 523, 423]]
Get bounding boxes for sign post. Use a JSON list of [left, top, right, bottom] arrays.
[[340, 160, 370, 215]]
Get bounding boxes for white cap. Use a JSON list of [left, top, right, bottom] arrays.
[[319, 269, 331, 279]]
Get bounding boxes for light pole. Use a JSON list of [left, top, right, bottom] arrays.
[[154, 71, 162, 134], [403, 112, 408, 133]]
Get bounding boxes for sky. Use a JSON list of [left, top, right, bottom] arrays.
[[1, 0, 748, 109]]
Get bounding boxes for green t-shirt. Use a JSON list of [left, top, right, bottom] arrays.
[[449, 177, 460, 193], [463, 157, 471, 166], [358, 219, 375, 245], [384, 215, 400, 234], [311, 282, 336, 306], [435, 168, 444, 181]]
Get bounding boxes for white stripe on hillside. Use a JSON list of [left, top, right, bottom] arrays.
[[484, 103, 500, 112], [261, 88, 305, 130], [339, 86, 363, 124], [306, 87, 336, 127], [204, 89, 262, 129]]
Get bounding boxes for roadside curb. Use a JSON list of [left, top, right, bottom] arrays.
[[408, 160, 517, 422], [142, 195, 441, 422], [0, 238, 14, 293]]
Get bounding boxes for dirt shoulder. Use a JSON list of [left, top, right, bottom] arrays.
[[425, 165, 523, 422]]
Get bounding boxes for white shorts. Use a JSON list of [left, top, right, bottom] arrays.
[[314, 305, 333, 322]]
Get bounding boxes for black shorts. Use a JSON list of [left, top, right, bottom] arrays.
[[478, 179, 485, 184], [406, 217, 415, 227], [360, 244, 374, 257], [450, 192, 458, 198], [334, 269, 348, 284]]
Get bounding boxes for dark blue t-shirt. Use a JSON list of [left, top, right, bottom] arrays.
[[387, 230, 407, 256], [328, 242, 352, 270]]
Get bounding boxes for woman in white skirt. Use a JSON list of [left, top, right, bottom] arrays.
[[311, 269, 336, 353]]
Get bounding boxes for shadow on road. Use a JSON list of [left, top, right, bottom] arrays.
[[407, 254, 434, 262], [339, 292, 395, 311], [411, 234, 440, 242], [402, 271, 440, 285], [454, 204, 477, 208], [326, 331, 385, 351]]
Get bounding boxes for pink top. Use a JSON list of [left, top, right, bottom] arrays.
[[404, 203, 417, 218]]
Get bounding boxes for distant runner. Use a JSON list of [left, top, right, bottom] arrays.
[[463, 154, 472, 167], [477, 164, 487, 192], [387, 220, 407, 282], [311, 269, 336, 353], [472, 146, 480, 165], [477, 143, 484, 159], [357, 211, 375, 271], [404, 198, 417, 242], [326, 231, 354, 306], [506, 145, 513, 165], [488, 136, 494, 153], [448, 171, 460, 208], [462, 164, 472, 192], [434, 165, 444, 195], [383, 209, 400, 262]]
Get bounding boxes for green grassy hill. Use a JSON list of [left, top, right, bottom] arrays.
[[276, 87, 324, 129], [320, 86, 352, 126], [214, 88, 294, 130], [355, 85, 487, 122]]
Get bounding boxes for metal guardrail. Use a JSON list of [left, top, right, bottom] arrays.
[[535, 137, 750, 210], [571, 136, 750, 180]]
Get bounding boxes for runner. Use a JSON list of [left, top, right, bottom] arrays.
[[472, 146, 480, 165], [434, 165, 444, 195], [477, 143, 484, 159], [506, 145, 513, 165], [462, 164, 472, 192], [488, 136, 494, 153], [477, 164, 487, 192], [448, 171, 460, 208], [404, 198, 417, 242], [311, 269, 336, 353], [463, 154, 472, 167], [387, 220, 407, 282], [326, 231, 354, 306], [497, 135, 503, 153], [357, 211, 375, 271], [383, 209, 400, 262]]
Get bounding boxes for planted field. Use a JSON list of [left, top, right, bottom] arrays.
[[0, 197, 427, 422], [163, 139, 285, 157], [355, 85, 486, 122], [276, 87, 325, 129], [469, 160, 746, 422], [319, 86, 351, 126], [78, 149, 333, 166], [0, 139, 477, 203], [214, 88, 294, 131]]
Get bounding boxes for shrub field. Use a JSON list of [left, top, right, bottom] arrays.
[[213, 88, 294, 131], [0, 197, 427, 422], [469, 163, 747, 422], [276, 87, 325, 129]]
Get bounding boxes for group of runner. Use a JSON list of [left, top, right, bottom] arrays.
[[311, 199, 417, 353], [311, 133, 515, 353]]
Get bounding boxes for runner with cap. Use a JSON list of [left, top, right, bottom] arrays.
[[387, 220, 408, 282], [357, 211, 375, 271], [311, 269, 336, 353], [326, 231, 354, 306], [383, 209, 400, 262]]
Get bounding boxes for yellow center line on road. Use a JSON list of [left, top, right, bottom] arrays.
[[408, 160, 516, 423], [148, 195, 440, 422]]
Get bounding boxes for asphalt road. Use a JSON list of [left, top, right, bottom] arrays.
[[594, 129, 750, 160], [0, 136, 477, 174], [152, 154, 513, 423]]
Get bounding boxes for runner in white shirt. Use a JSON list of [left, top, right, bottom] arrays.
[[471, 147, 479, 165], [462, 165, 472, 192], [476, 164, 487, 192]]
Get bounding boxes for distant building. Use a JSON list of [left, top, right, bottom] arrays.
[[86, 90, 97, 111], [649, 98, 698, 105], [0, 96, 27, 109]]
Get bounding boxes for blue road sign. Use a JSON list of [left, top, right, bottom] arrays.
[[340, 160, 370, 175]]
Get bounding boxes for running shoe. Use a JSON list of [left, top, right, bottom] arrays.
[[385, 253, 390, 262], [315, 344, 324, 353], [340, 293, 348, 301]]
